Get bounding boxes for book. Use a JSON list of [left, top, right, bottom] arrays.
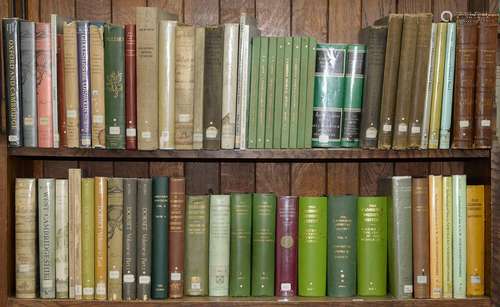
[[50, 15, 66, 148], [247, 36, 261, 149], [94, 177, 107, 300], [124, 24, 137, 150], [312, 44, 347, 148], [467, 185, 485, 296], [209, 195, 230, 296], [280, 37, 293, 148], [327, 195, 357, 297], [39, 178, 56, 298], [304, 37, 318, 148], [256, 37, 269, 148], [420, 23, 437, 149], [429, 175, 443, 298], [251, 193, 276, 296], [81, 178, 94, 300], [298, 196, 327, 296], [264, 37, 277, 149], [273, 37, 285, 148], [296, 37, 309, 148], [107, 178, 123, 300], [288, 37, 301, 148], [229, 193, 252, 297], [442, 176, 453, 298], [221, 23, 239, 149], [169, 178, 185, 298], [76, 21, 92, 148], [192, 27, 205, 149], [412, 177, 430, 298], [20, 21, 37, 147], [15, 178, 37, 298], [57, 33, 67, 147], [439, 22, 456, 149], [89, 23, 105, 148], [63, 21, 80, 148], [55, 179, 69, 298], [68, 169, 82, 299], [104, 24, 126, 149], [452, 175, 467, 298], [36, 22, 54, 148], [137, 179, 152, 300], [184, 195, 210, 296], [123, 178, 137, 300], [341, 44, 366, 148], [152, 176, 169, 299]]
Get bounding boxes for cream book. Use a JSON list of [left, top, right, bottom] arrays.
[[221, 23, 239, 149]]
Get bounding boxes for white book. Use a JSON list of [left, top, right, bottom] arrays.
[[68, 168, 82, 299], [39, 178, 56, 298], [420, 23, 437, 149], [221, 23, 239, 149], [208, 195, 230, 296], [55, 179, 69, 298]]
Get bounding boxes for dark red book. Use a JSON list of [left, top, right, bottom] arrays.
[[57, 33, 67, 147], [275, 196, 298, 297], [125, 24, 137, 150], [169, 177, 185, 298]]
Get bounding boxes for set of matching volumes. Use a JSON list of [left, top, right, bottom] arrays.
[[15, 171, 486, 300], [360, 12, 498, 150]]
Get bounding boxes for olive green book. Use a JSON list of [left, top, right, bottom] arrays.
[[107, 178, 123, 300], [247, 37, 260, 149], [297, 37, 310, 148], [273, 37, 285, 148], [288, 37, 302, 148], [81, 178, 95, 300], [256, 37, 268, 148], [264, 38, 277, 148], [280, 37, 293, 148], [304, 37, 317, 148]]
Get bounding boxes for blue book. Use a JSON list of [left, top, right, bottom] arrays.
[[76, 21, 92, 148], [20, 21, 37, 147], [439, 22, 456, 149]]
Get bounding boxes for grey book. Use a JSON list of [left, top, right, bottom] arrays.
[[137, 179, 152, 300], [38, 178, 56, 298], [20, 21, 37, 147], [123, 178, 137, 300]]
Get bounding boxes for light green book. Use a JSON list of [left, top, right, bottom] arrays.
[[442, 176, 453, 298], [247, 37, 261, 149], [209, 195, 230, 296], [273, 37, 285, 148], [297, 37, 310, 148], [81, 178, 95, 300], [452, 175, 467, 298], [280, 37, 293, 148], [264, 37, 277, 148], [288, 37, 302, 148], [304, 37, 317, 148], [439, 22, 456, 149], [256, 37, 269, 148]]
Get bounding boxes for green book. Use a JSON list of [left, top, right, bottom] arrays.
[[452, 175, 467, 298], [341, 44, 366, 148], [304, 37, 317, 148], [229, 193, 252, 297], [273, 37, 285, 148], [298, 196, 327, 296], [280, 37, 293, 148], [184, 195, 210, 296], [312, 44, 347, 147], [81, 178, 95, 299], [104, 24, 126, 149], [256, 37, 269, 148], [247, 37, 260, 149], [357, 196, 387, 296], [297, 37, 310, 148], [209, 195, 230, 296], [151, 176, 169, 299], [288, 37, 302, 148], [251, 193, 276, 296], [327, 195, 357, 297], [264, 38, 277, 148]]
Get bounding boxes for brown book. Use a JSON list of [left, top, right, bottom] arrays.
[[125, 24, 137, 150], [57, 34, 67, 147], [412, 177, 430, 298], [452, 14, 478, 149], [474, 14, 497, 148], [169, 177, 185, 298]]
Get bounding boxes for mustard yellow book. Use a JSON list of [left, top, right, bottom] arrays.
[[94, 177, 107, 300], [466, 185, 485, 296], [429, 175, 443, 298], [442, 176, 452, 298]]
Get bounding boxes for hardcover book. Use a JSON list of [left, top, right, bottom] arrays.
[[209, 195, 230, 296], [89, 23, 105, 148], [280, 37, 293, 148], [247, 36, 261, 149], [137, 179, 152, 300], [94, 177, 108, 300], [442, 176, 453, 298], [81, 178, 95, 300], [221, 23, 239, 149], [20, 21, 37, 147], [264, 37, 277, 148], [68, 169, 82, 299], [273, 37, 286, 148], [452, 175, 467, 298], [412, 178, 430, 298], [256, 37, 269, 148], [63, 22, 80, 148], [76, 21, 92, 148], [304, 37, 318, 148], [36, 22, 54, 148], [107, 178, 123, 300], [39, 178, 56, 298], [420, 23, 437, 149], [288, 37, 302, 148], [50, 15, 66, 148], [152, 176, 169, 299], [429, 175, 443, 298], [57, 33, 67, 147], [123, 178, 137, 300], [439, 22, 456, 149], [124, 24, 137, 150], [55, 179, 69, 298], [467, 185, 485, 296], [169, 178, 186, 298], [192, 27, 205, 149]]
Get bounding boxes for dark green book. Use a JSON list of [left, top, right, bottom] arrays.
[[304, 37, 317, 148], [327, 195, 357, 297], [151, 176, 169, 299], [280, 37, 293, 148], [256, 37, 269, 148], [264, 38, 277, 148], [104, 24, 126, 149], [247, 37, 260, 149], [288, 37, 302, 148], [273, 37, 285, 148], [251, 193, 276, 296], [229, 193, 252, 297], [297, 37, 310, 148]]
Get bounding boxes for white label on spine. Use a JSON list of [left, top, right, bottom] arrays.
[[141, 131, 151, 139], [126, 128, 136, 137], [93, 115, 104, 124], [417, 275, 428, 284], [67, 110, 77, 118], [96, 282, 106, 295], [178, 114, 191, 123], [281, 283, 292, 291], [8, 135, 18, 142], [366, 127, 377, 139], [109, 270, 120, 279], [403, 285, 413, 293], [481, 119, 491, 127], [17, 264, 32, 273], [24, 117, 34, 126], [191, 282, 201, 290], [83, 287, 94, 296], [398, 123, 408, 132], [139, 275, 150, 284], [411, 126, 421, 134], [75, 285, 82, 296], [459, 120, 469, 128], [319, 134, 329, 143], [123, 274, 135, 283], [471, 275, 481, 284], [171, 272, 181, 281], [383, 124, 392, 132], [81, 138, 91, 146], [109, 126, 120, 135]]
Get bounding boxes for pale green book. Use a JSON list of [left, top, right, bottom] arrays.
[[81, 178, 95, 299], [442, 176, 453, 298], [438, 22, 456, 149], [452, 175, 467, 298], [209, 195, 230, 296]]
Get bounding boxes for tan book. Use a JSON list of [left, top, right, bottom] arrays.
[[68, 168, 82, 299], [175, 25, 196, 149], [429, 175, 443, 298], [63, 22, 80, 148], [221, 23, 239, 149], [107, 178, 123, 300], [94, 177, 108, 300], [193, 27, 206, 149], [90, 24, 106, 148]]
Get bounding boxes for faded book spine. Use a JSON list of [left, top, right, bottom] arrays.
[[452, 175, 467, 298], [68, 169, 82, 299], [439, 23, 456, 149], [107, 178, 123, 300], [420, 23, 437, 149], [76, 21, 92, 148], [39, 178, 56, 298], [36, 22, 54, 148], [90, 23, 105, 149], [57, 34, 67, 147], [94, 177, 108, 300], [81, 178, 95, 300], [192, 27, 205, 149], [20, 21, 37, 147], [124, 24, 137, 150], [63, 22, 80, 148], [209, 195, 230, 296], [221, 23, 239, 149], [429, 175, 443, 298], [55, 179, 69, 298], [123, 178, 137, 300], [137, 179, 152, 300], [412, 177, 430, 298], [169, 178, 186, 298], [442, 177, 453, 298]]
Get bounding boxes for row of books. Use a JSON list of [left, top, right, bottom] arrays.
[[357, 12, 497, 150], [15, 172, 486, 300]]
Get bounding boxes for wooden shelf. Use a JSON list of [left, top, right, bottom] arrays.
[[7, 147, 491, 161], [6, 297, 492, 307]]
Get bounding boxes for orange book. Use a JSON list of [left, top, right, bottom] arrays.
[[429, 175, 443, 298], [94, 177, 108, 300], [466, 185, 485, 296]]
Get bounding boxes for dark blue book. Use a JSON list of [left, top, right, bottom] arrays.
[[76, 21, 91, 148]]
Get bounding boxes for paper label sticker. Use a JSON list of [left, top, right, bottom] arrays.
[[481, 119, 491, 127], [281, 283, 292, 291], [417, 275, 428, 284], [206, 126, 218, 139], [403, 285, 413, 294], [39, 117, 49, 125], [383, 124, 392, 132], [398, 123, 408, 132], [123, 274, 135, 283], [24, 117, 34, 126], [83, 287, 94, 296], [365, 127, 377, 139], [67, 110, 77, 118], [109, 270, 120, 279], [93, 115, 104, 124], [8, 135, 18, 142], [139, 275, 151, 284], [459, 120, 469, 128], [17, 264, 33, 273], [411, 126, 421, 134], [81, 138, 91, 146], [191, 282, 201, 290], [96, 282, 106, 295], [178, 114, 191, 123], [126, 128, 136, 137], [42, 279, 53, 288], [471, 275, 481, 284], [75, 285, 82, 296], [109, 126, 120, 135], [319, 134, 329, 143], [141, 131, 151, 139], [171, 272, 181, 281]]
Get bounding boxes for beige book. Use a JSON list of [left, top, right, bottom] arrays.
[[68, 168, 82, 299], [90, 24, 106, 148], [55, 179, 69, 298], [107, 178, 123, 300], [95, 177, 108, 300], [63, 22, 80, 148], [221, 23, 239, 149], [193, 27, 206, 149], [158, 20, 177, 150]]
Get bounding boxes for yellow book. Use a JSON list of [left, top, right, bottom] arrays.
[[94, 177, 108, 300], [466, 185, 485, 296], [442, 176, 452, 298], [429, 175, 443, 298]]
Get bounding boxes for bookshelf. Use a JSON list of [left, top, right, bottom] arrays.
[[0, 0, 498, 306]]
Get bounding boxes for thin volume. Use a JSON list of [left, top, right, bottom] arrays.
[[264, 37, 277, 149], [76, 21, 92, 148], [152, 176, 169, 299], [137, 179, 153, 300], [247, 37, 261, 149], [38, 179, 56, 298], [439, 22, 456, 149], [123, 179, 138, 300], [221, 23, 239, 149], [68, 169, 82, 299], [273, 37, 286, 149], [304, 37, 318, 148], [57, 34, 67, 147], [20, 21, 37, 147], [63, 22, 80, 148], [420, 23, 437, 149], [452, 175, 467, 298], [442, 177, 453, 298], [89, 23, 105, 149], [36, 22, 54, 148], [107, 178, 124, 300], [192, 27, 205, 149], [209, 195, 230, 296], [81, 178, 95, 300], [169, 178, 186, 298], [256, 37, 269, 148], [55, 179, 69, 298], [50, 15, 66, 148], [94, 177, 108, 300], [412, 178, 430, 298], [429, 175, 443, 298], [124, 24, 137, 150]]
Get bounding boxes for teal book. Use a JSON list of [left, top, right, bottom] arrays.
[[209, 195, 230, 296], [438, 22, 456, 149], [288, 37, 302, 148], [297, 37, 310, 148], [452, 175, 467, 298], [256, 37, 269, 148], [151, 176, 169, 299], [264, 38, 277, 148], [304, 37, 317, 148], [280, 37, 293, 148], [247, 37, 260, 149], [273, 37, 285, 148]]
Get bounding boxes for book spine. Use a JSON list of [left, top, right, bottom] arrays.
[[63, 22, 80, 148], [50, 15, 61, 148], [442, 176, 453, 298], [137, 178, 152, 300], [247, 36, 261, 149], [15, 178, 37, 298], [297, 37, 311, 148], [264, 37, 277, 149], [304, 37, 317, 148], [123, 178, 137, 300], [104, 24, 126, 149], [280, 37, 293, 148], [312, 44, 347, 148], [57, 33, 67, 147], [229, 193, 252, 297], [184, 195, 210, 296], [221, 23, 239, 149], [412, 177, 430, 298], [89, 24, 105, 148], [256, 37, 269, 149], [439, 22, 456, 149], [81, 178, 95, 300], [94, 177, 107, 300], [193, 27, 205, 149], [38, 178, 56, 298], [124, 24, 137, 150], [151, 176, 169, 299], [420, 23, 437, 149], [209, 195, 230, 296], [36, 22, 54, 148], [466, 185, 485, 296], [429, 175, 443, 298], [76, 21, 92, 148], [68, 169, 82, 299], [55, 179, 69, 298], [20, 21, 37, 147], [169, 178, 185, 298], [298, 196, 327, 296], [107, 178, 123, 300], [288, 37, 301, 148], [452, 175, 467, 298], [273, 37, 285, 149]]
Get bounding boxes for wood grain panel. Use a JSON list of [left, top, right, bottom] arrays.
[[394, 161, 429, 176], [76, 0, 111, 21], [26, 0, 40, 20], [432, 0, 468, 22], [359, 162, 393, 195], [256, 0, 291, 36], [112, 0, 146, 24], [361, 0, 396, 27], [220, 0, 255, 23], [292, 0, 328, 41], [79, 160, 114, 177], [147, 0, 183, 20], [185, 162, 219, 194], [220, 162, 255, 193], [397, 0, 432, 12], [184, 0, 219, 25], [291, 163, 326, 196], [329, 0, 362, 43], [43, 160, 79, 178], [149, 162, 184, 177], [430, 161, 465, 175], [40, 0, 76, 21], [113, 161, 149, 177], [255, 163, 290, 196], [327, 163, 359, 195]]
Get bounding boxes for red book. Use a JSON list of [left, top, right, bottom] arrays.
[[275, 196, 298, 296], [57, 34, 67, 147], [125, 24, 137, 150], [36, 22, 53, 148], [169, 177, 185, 298]]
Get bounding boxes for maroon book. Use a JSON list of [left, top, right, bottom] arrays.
[[125, 24, 137, 150], [275, 196, 298, 297], [57, 34, 67, 147]]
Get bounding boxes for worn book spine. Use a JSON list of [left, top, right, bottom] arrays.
[[264, 37, 277, 149], [273, 37, 285, 148], [89, 24, 105, 148], [123, 179, 137, 300], [3, 18, 23, 147], [68, 168, 82, 299], [81, 178, 95, 300], [107, 178, 123, 300], [229, 193, 252, 297], [280, 37, 293, 148], [288, 37, 302, 148], [439, 23, 456, 149], [124, 24, 137, 150], [420, 23, 437, 149], [193, 27, 205, 149], [442, 177, 453, 298], [36, 22, 54, 148], [63, 22, 80, 148], [312, 44, 347, 148], [466, 185, 485, 296], [137, 178, 152, 300], [209, 195, 230, 296], [104, 24, 126, 149], [184, 195, 209, 296], [412, 177, 430, 298], [57, 34, 67, 147], [169, 178, 185, 298], [15, 178, 37, 298], [429, 175, 443, 298], [296, 37, 309, 148], [327, 195, 357, 297], [152, 176, 169, 299], [256, 37, 269, 148], [94, 177, 107, 300], [247, 36, 261, 149], [452, 175, 467, 298], [76, 21, 92, 148], [55, 179, 69, 298], [39, 178, 56, 298], [304, 37, 318, 148], [20, 21, 37, 147], [360, 26, 387, 148], [50, 15, 64, 148], [221, 23, 239, 149]]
